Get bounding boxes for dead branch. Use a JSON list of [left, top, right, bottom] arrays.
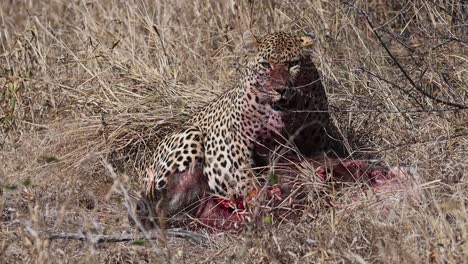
[[378, 132, 468, 152], [343, 0, 468, 110], [288, 108, 464, 114], [43, 229, 207, 245], [360, 68, 425, 109]]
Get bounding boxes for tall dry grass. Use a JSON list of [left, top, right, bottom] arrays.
[[1, 0, 467, 263]]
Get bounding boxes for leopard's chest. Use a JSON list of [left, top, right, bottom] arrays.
[[186, 88, 279, 195]]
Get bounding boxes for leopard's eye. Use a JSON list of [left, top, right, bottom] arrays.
[[259, 59, 271, 69], [288, 59, 300, 69]]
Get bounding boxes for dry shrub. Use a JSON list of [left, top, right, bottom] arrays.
[[1, 0, 467, 263]]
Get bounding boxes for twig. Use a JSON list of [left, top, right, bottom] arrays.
[[43, 229, 207, 245], [378, 132, 468, 152], [425, 0, 468, 26], [360, 68, 425, 109], [365, 12, 468, 109], [152, 25, 169, 61], [283, 108, 465, 114], [342, 0, 468, 110]]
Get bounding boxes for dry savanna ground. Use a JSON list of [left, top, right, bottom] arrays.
[[1, 0, 467, 263]]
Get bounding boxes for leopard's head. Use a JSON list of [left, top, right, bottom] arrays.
[[241, 31, 315, 104]]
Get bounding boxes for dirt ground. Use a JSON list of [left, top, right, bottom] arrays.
[[1, 1, 467, 263]]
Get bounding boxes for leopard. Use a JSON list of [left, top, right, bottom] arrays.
[[253, 40, 349, 166], [130, 31, 344, 231]]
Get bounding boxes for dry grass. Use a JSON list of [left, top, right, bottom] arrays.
[[1, 0, 467, 263]]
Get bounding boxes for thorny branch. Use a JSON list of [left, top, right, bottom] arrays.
[[360, 68, 426, 109], [342, 0, 468, 110]]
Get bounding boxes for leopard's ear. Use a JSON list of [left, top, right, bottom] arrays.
[[299, 32, 315, 48], [242, 30, 259, 53]]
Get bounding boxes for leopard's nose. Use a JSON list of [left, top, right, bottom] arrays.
[[270, 64, 289, 88], [278, 86, 287, 96]]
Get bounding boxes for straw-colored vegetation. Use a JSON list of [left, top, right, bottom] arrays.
[[1, 0, 467, 262]]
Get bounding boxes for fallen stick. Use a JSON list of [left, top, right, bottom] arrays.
[[43, 229, 207, 245]]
